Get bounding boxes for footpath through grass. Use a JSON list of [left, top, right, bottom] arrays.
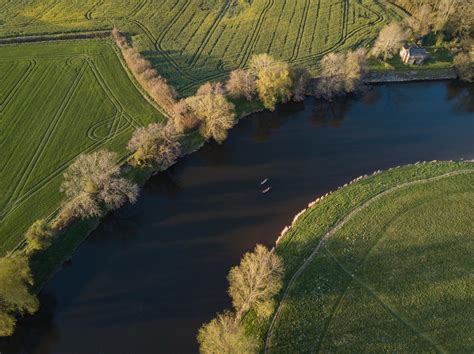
[[245, 161, 474, 352], [0, 39, 164, 256]]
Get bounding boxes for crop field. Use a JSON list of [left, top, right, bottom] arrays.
[[0, 40, 164, 256], [260, 162, 474, 352], [0, 0, 405, 94]]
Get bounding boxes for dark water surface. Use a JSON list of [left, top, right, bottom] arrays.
[[1, 81, 473, 354]]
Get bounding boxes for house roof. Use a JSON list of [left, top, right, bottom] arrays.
[[408, 47, 428, 58]]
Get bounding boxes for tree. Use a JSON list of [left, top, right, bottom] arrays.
[[405, 4, 433, 38], [316, 52, 346, 100], [197, 311, 257, 354], [127, 122, 181, 168], [186, 83, 236, 143], [453, 53, 474, 82], [290, 66, 310, 102], [225, 69, 256, 100], [0, 255, 38, 337], [171, 100, 200, 133], [372, 22, 410, 61], [344, 48, 367, 92], [255, 62, 293, 111], [25, 219, 54, 255], [228, 244, 283, 319], [249, 53, 276, 76], [60, 150, 138, 219]]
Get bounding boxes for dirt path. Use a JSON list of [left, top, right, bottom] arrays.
[[264, 168, 474, 353]]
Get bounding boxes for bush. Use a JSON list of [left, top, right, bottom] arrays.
[[25, 219, 54, 255]]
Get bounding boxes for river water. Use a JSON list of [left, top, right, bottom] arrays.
[[1, 81, 473, 354]]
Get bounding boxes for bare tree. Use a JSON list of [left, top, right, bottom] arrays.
[[186, 83, 236, 143], [405, 4, 433, 37], [290, 66, 310, 102], [453, 53, 474, 82], [127, 122, 181, 168], [60, 150, 138, 219], [225, 69, 257, 100], [196, 82, 225, 96], [316, 52, 346, 100], [197, 311, 257, 354], [372, 22, 410, 61], [228, 244, 284, 319], [344, 48, 367, 92], [171, 100, 201, 133]]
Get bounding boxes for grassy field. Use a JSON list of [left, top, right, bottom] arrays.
[[0, 39, 164, 256], [246, 162, 474, 352], [0, 0, 405, 94]]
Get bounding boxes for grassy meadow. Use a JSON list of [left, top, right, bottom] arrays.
[[254, 162, 474, 352], [0, 0, 405, 94], [0, 40, 164, 256]]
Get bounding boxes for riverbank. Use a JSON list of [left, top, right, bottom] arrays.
[[245, 161, 474, 352], [364, 67, 457, 83]]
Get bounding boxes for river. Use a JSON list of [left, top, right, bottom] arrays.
[[1, 81, 473, 354]]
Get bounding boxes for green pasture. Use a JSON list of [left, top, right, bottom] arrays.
[[0, 39, 164, 256], [0, 0, 405, 94], [255, 162, 474, 352]]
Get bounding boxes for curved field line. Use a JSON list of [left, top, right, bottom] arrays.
[[125, 0, 148, 19], [238, 0, 275, 68], [288, 0, 311, 61], [265, 0, 288, 55], [5, 61, 88, 208], [264, 169, 474, 353], [128, 19, 196, 81], [183, 0, 231, 69], [324, 245, 446, 353], [316, 197, 445, 352], [0, 59, 37, 114], [24, 0, 60, 26], [85, 0, 104, 20]]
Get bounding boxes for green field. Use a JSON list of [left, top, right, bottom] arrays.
[[0, 0, 404, 94], [253, 162, 474, 352], [0, 40, 164, 256]]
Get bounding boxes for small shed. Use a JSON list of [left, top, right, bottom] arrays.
[[400, 44, 428, 65]]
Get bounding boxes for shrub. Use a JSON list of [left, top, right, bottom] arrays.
[[25, 219, 54, 255]]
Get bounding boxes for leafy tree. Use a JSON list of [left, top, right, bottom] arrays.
[[249, 53, 277, 76], [372, 22, 410, 61], [0, 255, 38, 337], [225, 69, 256, 100], [60, 150, 138, 220], [255, 62, 293, 111], [186, 83, 236, 143], [228, 244, 284, 319], [25, 219, 54, 255], [127, 122, 181, 168], [197, 311, 257, 354]]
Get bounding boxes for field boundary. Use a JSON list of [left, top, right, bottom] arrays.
[[265, 168, 474, 353], [0, 31, 111, 45]]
